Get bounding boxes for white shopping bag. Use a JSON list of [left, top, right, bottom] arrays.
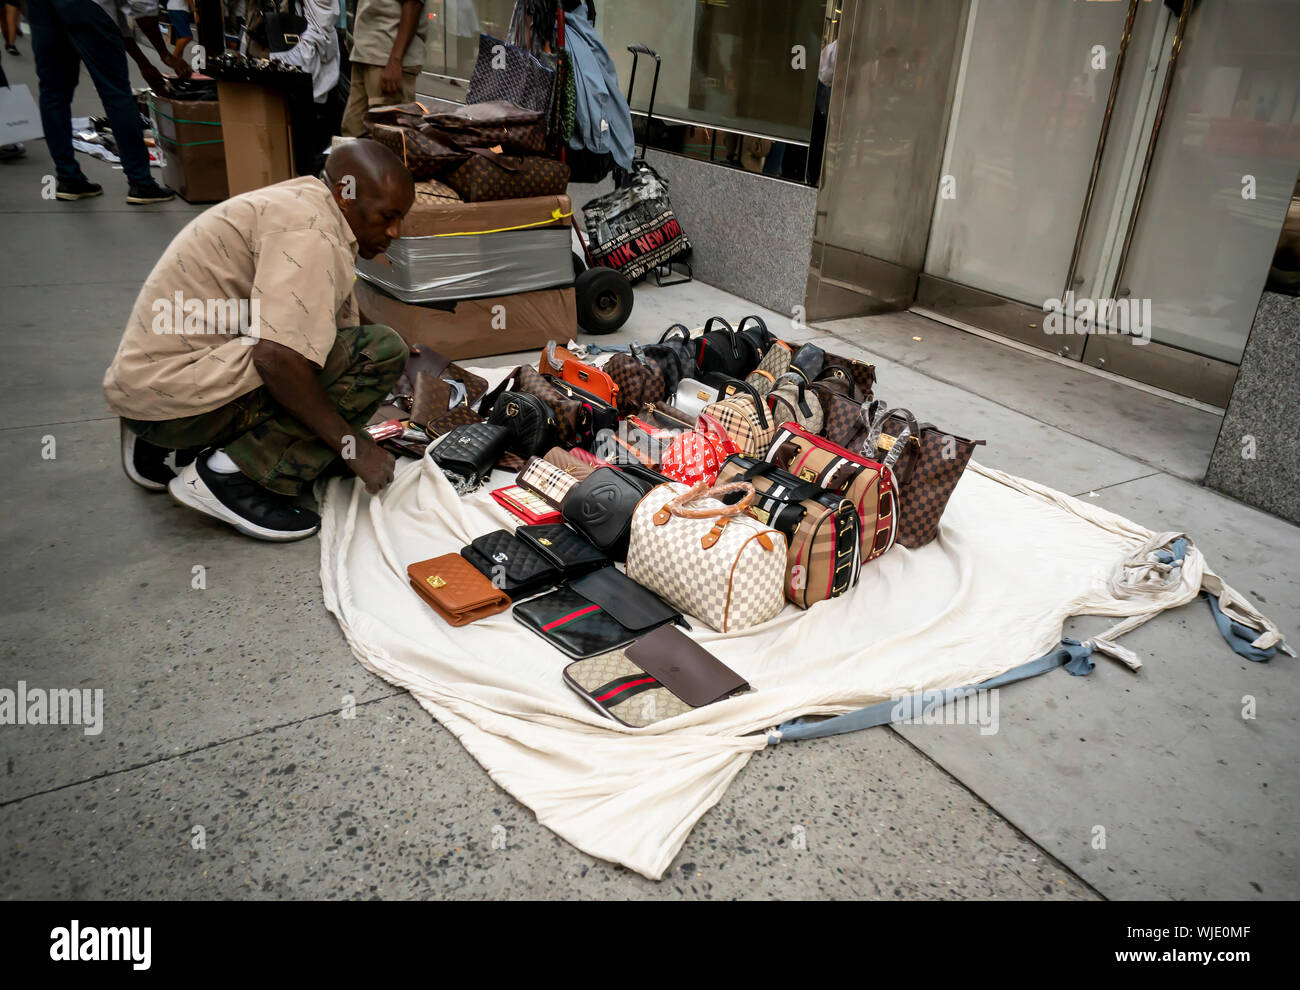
[[0, 84, 44, 144]]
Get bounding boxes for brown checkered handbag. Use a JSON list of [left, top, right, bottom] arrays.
[[861, 403, 984, 549], [701, 389, 775, 456], [369, 122, 468, 180], [444, 149, 570, 202], [604, 343, 668, 416]]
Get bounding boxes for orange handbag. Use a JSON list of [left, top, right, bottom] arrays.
[[540, 341, 621, 407]]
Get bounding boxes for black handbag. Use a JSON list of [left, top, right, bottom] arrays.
[[466, 33, 555, 116], [560, 466, 655, 561], [695, 316, 766, 379], [430, 423, 509, 494], [787, 342, 827, 384], [460, 529, 561, 598], [515, 523, 609, 577], [642, 323, 698, 395], [512, 567, 684, 659], [736, 315, 778, 364], [487, 390, 558, 458], [252, 0, 308, 54]]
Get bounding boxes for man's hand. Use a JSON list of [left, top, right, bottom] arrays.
[[380, 58, 404, 96], [165, 53, 194, 80], [140, 61, 167, 93], [346, 435, 397, 494]]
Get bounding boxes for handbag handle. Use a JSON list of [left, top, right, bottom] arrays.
[[659, 323, 693, 345], [465, 146, 523, 171], [701, 316, 734, 335], [862, 402, 920, 471], [774, 377, 814, 418], [664, 481, 756, 519], [629, 341, 653, 368]]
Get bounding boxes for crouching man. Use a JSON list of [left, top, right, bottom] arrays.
[[103, 139, 416, 541]]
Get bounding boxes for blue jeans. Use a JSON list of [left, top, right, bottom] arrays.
[[26, 0, 151, 184]]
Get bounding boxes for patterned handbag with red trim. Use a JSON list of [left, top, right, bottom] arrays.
[[659, 413, 741, 487]]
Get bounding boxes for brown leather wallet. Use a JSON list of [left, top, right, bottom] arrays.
[[407, 553, 510, 626]]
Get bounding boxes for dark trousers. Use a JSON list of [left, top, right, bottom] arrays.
[[124, 325, 408, 497], [27, 0, 151, 184]]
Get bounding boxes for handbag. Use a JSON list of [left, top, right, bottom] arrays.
[[517, 455, 581, 508], [541, 341, 621, 408], [861, 403, 985, 549], [809, 381, 867, 448], [542, 374, 620, 446], [513, 567, 683, 660], [393, 344, 489, 410], [659, 412, 740, 487], [701, 389, 775, 457], [430, 422, 509, 494], [639, 402, 697, 433], [746, 340, 794, 397], [603, 343, 667, 416], [460, 529, 562, 598], [581, 162, 691, 281], [487, 390, 558, 458], [562, 625, 749, 727], [786, 342, 826, 384], [443, 149, 570, 203], [370, 123, 468, 181], [560, 466, 655, 561], [643, 324, 699, 393], [252, 0, 308, 54], [543, 445, 607, 475], [515, 523, 609, 578], [481, 365, 592, 449], [695, 317, 753, 379], [409, 371, 483, 438], [765, 422, 898, 562], [364, 102, 430, 130], [421, 100, 546, 155], [715, 456, 861, 609], [767, 376, 824, 435], [625, 481, 787, 633], [466, 33, 555, 115], [407, 553, 510, 626]]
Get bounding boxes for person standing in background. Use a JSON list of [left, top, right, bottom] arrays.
[[339, 0, 425, 138], [4, 0, 23, 55], [163, 0, 190, 59], [27, 0, 185, 202]]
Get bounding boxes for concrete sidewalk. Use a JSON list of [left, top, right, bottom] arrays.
[[1, 52, 1295, 900]]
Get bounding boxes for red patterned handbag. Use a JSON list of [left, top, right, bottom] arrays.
[[659, 413, 741, 487]]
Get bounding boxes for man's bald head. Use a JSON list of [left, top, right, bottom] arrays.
[[326, 139, 416, 259]]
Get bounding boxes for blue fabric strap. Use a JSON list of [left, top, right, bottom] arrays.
[[1206, 594, 1276, 662], [770, 639, 1096, 744]]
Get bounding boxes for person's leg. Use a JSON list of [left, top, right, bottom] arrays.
[[166, 9, 191, 60], [26, 0, 87, 183], [53, 0, 152, 187], [339, 61, 371, 137], [4, 3, 20, 49], [221, 324, 407, 495]]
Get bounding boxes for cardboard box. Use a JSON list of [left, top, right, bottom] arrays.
[[148, 92, 228, 203], [217, 81, 294, 196], [356, 281, 575, 360]]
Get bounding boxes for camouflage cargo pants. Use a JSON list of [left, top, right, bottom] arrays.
[[124, 325, 407, 496]]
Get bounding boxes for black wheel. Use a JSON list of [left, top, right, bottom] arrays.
[[572, 250, 586, 278], [575, 266, 633, 335]]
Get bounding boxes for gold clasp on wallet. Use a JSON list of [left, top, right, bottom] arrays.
[[427, 576, 447, 589]]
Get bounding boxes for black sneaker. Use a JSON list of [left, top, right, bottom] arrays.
[[5, 45, 18, 56], [56, 177, 103, 200], [168, 456, 320, 542], [120, 420, 176, 491], [126, 180, 174, 204]]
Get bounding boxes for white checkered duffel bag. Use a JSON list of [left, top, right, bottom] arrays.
[[626, 481, 787, 633]]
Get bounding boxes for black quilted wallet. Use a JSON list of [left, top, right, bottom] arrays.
[[512, 567, 684, 659], [460, 529, 561, 598], [431, 423, 509, 494], [515, 523, 609, 577]]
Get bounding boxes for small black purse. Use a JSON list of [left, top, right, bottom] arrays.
[[487, 390, 558, 458], [515, 523, 610, 578], [430, 423, 509, 494], [460, 529, 562, 598], [560, 466, 655, 561]]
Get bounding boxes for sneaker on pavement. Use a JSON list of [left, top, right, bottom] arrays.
[[121, 421, 176, 491], [0, 142, 24, 161], [56, 177, 103, 200], [5, 44, 18, 56], [126, 180, 174, 205], [168, 457, 321, 542]]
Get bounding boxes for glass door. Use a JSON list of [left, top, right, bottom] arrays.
[[916, 0, 1300, 406]]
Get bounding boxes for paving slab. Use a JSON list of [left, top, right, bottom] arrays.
[[893, 473, 1300, 899], [817, 312, 1222, 483], [0, 693, 1096, 899]]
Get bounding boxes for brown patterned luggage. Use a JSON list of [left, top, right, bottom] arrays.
[[421, 100, 547, 155], [861, 404, 984, 549], [369, 122, 467, 180], [716, 455, 860, 609], [444, 150, 570, 203]]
